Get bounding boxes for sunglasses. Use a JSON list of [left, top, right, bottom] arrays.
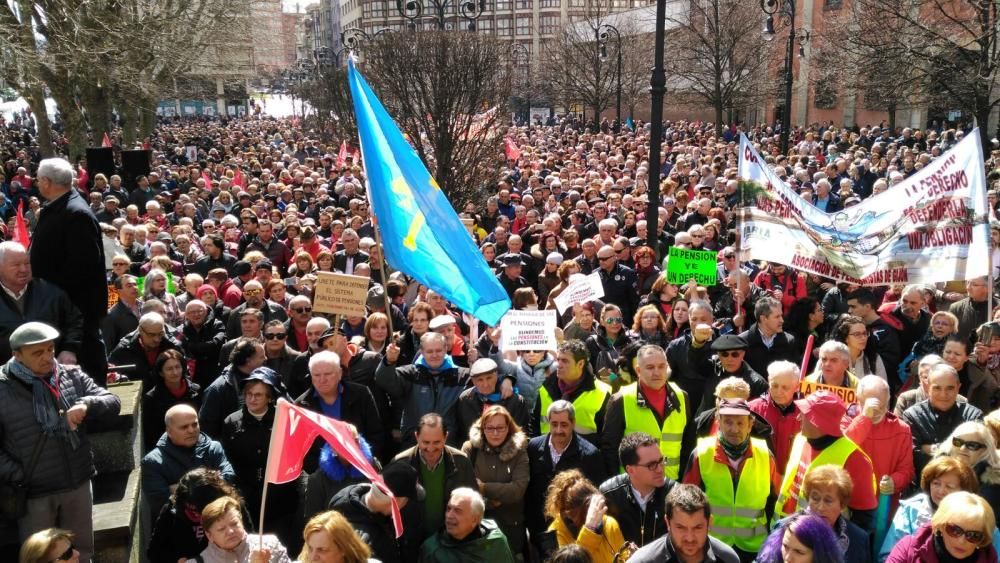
[[605, 317, 623, 324], [50, 544, 75, 562], [718, 350, 743, 358], [264, 332, 287, 340], [944, 522, 985, 544], [952, 437, 986, 451], [598, 256, 615, 261], [292, 306, 313, 314], [243, 288, 263, 295]]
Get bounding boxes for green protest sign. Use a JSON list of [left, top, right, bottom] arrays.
[[666, 247, 718, 286]]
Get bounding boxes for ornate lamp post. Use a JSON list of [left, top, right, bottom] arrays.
[[510, 42, 530, 128], [597, 23, 622, 132], [395, 0, 488, 30], [760, 0, 809, 155]]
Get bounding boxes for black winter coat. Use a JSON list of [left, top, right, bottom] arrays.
[[295, 381, 385, 469], [181, 316, 227, 388], [525, 433, 606, 539], [329, 484, 400, 563], [599, 473, 676, 548], [142, 379, 202, 452], [108, 329, 182, 389], [0, 278, 83, 363]]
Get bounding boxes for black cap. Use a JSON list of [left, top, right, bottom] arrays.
[[501, 254, 524, 267], [234, 261, 252, 276], [382, 462, 426, 500], [710, 334, 749, 351], [244, 366, 287, 398]]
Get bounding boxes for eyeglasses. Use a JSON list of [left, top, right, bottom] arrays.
[[723, 254, 735, 259], [690, 233, 704, 238], [292, 306, 312, 314], [943, 523, 986, 544], [598, 256, 615, 261], [50, 544, 75, 562], [244, 391, 269, 400], [484, 425, 508, 434], [605, 317, 623, 324], [718, 350, 743, 358], [952, 437, 986, 451], [264, 332, 287, 340], [634, 457, 665, 471], [848, 331, 869, 338], [244, 288, 263, 295], [612, 247, 626, 252]]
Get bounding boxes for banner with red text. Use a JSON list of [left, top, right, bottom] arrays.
[[737, 132, 990, 285]]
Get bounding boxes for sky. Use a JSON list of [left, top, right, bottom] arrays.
[[282, 0, 319, 12]]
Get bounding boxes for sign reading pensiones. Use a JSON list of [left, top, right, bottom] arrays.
[[500, 309, 558, 352], [666, 247, 718, 286], [312, 272, 370, 316], [799, 380, 857, 405]]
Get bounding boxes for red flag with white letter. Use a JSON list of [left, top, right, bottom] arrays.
[[102, 133, 112, 148], [337, 141, 348, 168], [504, 137, 521, 161], [264, 399, 403, 536], [13, 200, 30, 247]]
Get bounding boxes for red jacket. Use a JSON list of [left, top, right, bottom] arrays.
[[748, 394, 801, 472], [754, 269, 808, 314], [844, 411, 914, 515], [887, 524, 998, 563]]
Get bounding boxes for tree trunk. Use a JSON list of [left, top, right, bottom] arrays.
[[138, 94, 158, 142], [23, 88, 54, 158], [47, 83, 88, 162], [714, 101, 724, 138], [81, 85, 112, 150]]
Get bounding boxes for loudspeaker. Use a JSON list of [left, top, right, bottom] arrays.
[[120, 150, 152, 190], [86, 147, 115, 178]]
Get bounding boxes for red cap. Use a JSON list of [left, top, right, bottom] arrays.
[[794, 392, 846, 437]]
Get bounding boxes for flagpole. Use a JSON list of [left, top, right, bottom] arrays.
[[977, 130, 995, 316], [257, 480, 269, 548]]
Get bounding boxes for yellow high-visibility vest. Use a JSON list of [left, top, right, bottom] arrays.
[[538, 379, 611, 436], [620, 382, 687, 479], [698, 436, 771, 552], [774, 434, 872, 521]]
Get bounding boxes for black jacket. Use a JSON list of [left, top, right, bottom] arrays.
[[738, 324, 798, 378], [901, 399, 984, 482], [0, 278, 83, 363], [181, 315, 227, 388], [329, 483, 400, 563], [453, 384, 529, 446], [108, 328, 182, 388], [102, 300, 139, 353], [525, 433, 606, 538], [696, 358, 769, 416], [29, 189, 107, 323], [295, 381, 385, 468], [332, 249, 370, 274], [599, 473, 676, 548], [665, 331, 715, 421], [142, 379, 202, 452], [601, 382, 696, 476]]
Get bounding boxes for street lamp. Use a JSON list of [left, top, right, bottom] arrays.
[[760, 0, 809, 155], [597, 23, 622, 132], [396, 0, 487, 31], [510, 42, 530, 128], [647, 0, 667, 258]]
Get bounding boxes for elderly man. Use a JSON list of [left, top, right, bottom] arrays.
[[225, 280, 286, 339], [29, 158, 108, 385], [284, 294, 314, 353], [199, 338, 267, 439], [496, 255, 528, 301], [108, 312, 182, 387], [0, 322, 121, 563], [600, 432, 678, 548], [453, 358, 528, 446], [596, 244, 639, 323], [901, 362, 984, 483], [333, 228, 369, 275], [805, 341, 859, 389], [683, 398, 778, 562], [418, 487, 513, 562], [533, 339, 611, 445], [775, 392, 877, 530], [295, 350, 383, 464], [698, 335, 768, 415], [392, 414, 476, 543], [950, 276, 992, 343], [180, 299, 227, 387], [378, 332, 476, 447], [525, 400, 607, 552], [603, 344, 693, 478], [845, 375, 914, 514], [628, 484, 740, 563], [748, 360, 801, 471], [102, 274, 141, 352], [738, 296, 797, 377], [141, 403, 235, 515], [0, 241, 83, 365], [891, 284, 932, 356]]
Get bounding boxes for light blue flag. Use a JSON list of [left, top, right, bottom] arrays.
[[625, 117, 634, 131], [347, 60, 512, 326]]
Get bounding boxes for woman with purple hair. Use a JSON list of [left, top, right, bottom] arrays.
[[755, 513, 844, 563]]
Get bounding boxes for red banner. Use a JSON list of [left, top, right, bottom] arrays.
[[337, 141, 348, 168], [232, 168, 245, 188], [14, 200, 30, 248], [264, 399, 403, 537], [504, 137, 521, 161]]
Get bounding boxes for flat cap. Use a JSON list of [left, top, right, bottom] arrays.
[[710, 334, 749, 351], [10, 322, 60, 350]]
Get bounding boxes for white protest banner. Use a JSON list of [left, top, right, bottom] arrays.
[[737, 131, 990, 285], [553, 272, 605, 314], [312, 272, 370, 316], [500, 309, 558, 351]]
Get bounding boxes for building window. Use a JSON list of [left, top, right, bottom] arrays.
[[516, 0, 532, 8], [516, 15, 531, 36], [496, 17, 513, 36], [824, 0, 843, 8], [496, 0, 512, 10], [540, 0, 559, 7], [477, 18, 493, 32], [540, 14, 560, 34], [569, 0, 585, 7]]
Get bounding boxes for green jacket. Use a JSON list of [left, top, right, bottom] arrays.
[[418, 518, 514, 563]]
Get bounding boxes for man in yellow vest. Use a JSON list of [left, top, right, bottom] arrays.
[[601, 344, 694, 478], [532, 339, 611, 446], [682, 398, 779, 563], [775, 391, 878, 531]]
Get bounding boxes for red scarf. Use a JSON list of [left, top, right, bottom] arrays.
[[641, 382, 667, 418]]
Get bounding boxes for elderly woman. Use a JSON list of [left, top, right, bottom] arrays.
[[629, 304, 670, 348], [461, 405, 530, 558], [910, 311, 960, 363], [886, 491, 998, 563], [142, 349, 202, 452], [188, 496, 290, 563], [756, 513, 843, 563], [938, 421, 1000, 508], [19, 529, 79, 563], [563, 302, 599, 342], [360, 312, 390, 354], [879, 456, 1000, 561], [632, 246, 661, 297], [298, 511, 374, 563], [543, 469, 625, 563], [144, 268, 181, 326], [794, 465, 871, 563]]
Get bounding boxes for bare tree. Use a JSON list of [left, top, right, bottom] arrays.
[[359, 31, 511, 207], [664, 0, 774, 136]]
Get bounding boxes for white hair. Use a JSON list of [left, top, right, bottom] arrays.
[[818, 340, 850, 362], [37, 158, 75, 188], [0, 240, 27, 266], [767, 360, 799, 383], [309, 350, 341, 372], [856, 375, 889, 400], [449, 487, 486, 518]]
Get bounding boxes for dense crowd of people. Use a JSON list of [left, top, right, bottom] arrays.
[[2, 107, 1000, 563]]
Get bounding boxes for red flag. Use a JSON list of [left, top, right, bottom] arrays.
[[13, 200, 30, 248], [202, 170, 213, 188], [232, 168, 245, 188], [504, 137, 521, 161], [352, 148, 361, 165], [265, 399, 403, 537], [101, 133, 112, 148], [337, 141, 348, 168]]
